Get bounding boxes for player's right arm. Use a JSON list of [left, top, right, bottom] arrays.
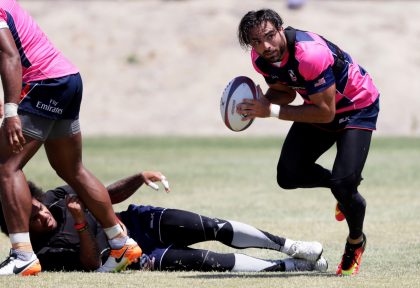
[[0, 25, 25, 152], [107, 171, 170, 204], [264, 82, 296, 105]]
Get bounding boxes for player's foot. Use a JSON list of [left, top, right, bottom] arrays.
[[283, 256, 328, 272], [336, 234, 367, 276], [335, 202, 346, 221], [283, 240, 323, 261], [0, 249, 41, 276], [96, 238, 142, 272], [139, 254, 155, 271]]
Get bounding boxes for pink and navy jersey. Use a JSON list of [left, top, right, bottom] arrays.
[[252, 27, 379, 114], [0, 0, 78, 83]]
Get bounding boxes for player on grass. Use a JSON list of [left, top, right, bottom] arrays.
[[236, 9, 380, 275], [0, 0, 141, 275], [0, 171, 328, 273]]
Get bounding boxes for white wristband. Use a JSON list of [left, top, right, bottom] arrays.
[[4, 103, 18, 118], [269, 104, 280, 118]]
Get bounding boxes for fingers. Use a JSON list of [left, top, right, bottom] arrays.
[[5, 118, 26, 153], [65, 195, 80, 205], [256, 85, 264, 99], [147, 182, 159, 191], [236, 97, 271, 119], [236, 101, 256, 121], [161, 176, 171, 192], [146, 174, 171, 193]]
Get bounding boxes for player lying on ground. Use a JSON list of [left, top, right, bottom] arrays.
[[0, 171, 327, 272]]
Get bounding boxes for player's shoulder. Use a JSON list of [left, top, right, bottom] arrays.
[[294, 30, 334, 80], [295, 31, 332, 61]]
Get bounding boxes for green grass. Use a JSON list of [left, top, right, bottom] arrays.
[[1, 136, 420, 287]]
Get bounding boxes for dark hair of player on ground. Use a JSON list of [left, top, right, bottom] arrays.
[[0, 181, 44, 235]]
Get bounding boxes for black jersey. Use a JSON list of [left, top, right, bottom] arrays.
[[31, 186, 109, 271]]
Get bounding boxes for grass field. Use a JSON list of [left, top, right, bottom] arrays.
[[0, 136, 419, 287]]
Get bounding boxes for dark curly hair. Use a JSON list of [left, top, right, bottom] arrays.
[[0, 181, 45, 236], [238, 9, 284, 49]]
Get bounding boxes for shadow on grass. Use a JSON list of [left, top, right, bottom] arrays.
[[180, 272, 337, 279]]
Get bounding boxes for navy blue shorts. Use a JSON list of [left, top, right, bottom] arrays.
[[312, 97, 380, 132], [18, 73, 83, 120], [118, 205, 170, 258]]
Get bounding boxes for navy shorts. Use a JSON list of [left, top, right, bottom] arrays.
[[118, 205, 170, 256], [312, 97, 380, 132], [18, 73, 83, 120]]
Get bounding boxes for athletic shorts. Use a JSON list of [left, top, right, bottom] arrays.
[[312, 97, 380, 132], [17, 73, 83, 141], [19, 111, 80, 141], [18, 73, 83, 120], [118, 205, 170, 255]]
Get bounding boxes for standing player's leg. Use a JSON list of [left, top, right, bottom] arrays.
[[276, 122, 335, 189], [145, 247, 327, 272], [331, 128, 372, 276], [39, 72, 140, 272], [44, 132, 141, 272], [159, 209, 323, 261], [0, 134, 43, 276]]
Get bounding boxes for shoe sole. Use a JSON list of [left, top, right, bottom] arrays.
[[20, 260, 42, 276], [113, 245, 142, 272]]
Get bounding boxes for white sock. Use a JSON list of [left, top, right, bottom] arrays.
[[108, 235, 128, 249], [12, 249, 34, 261], [9, 232, 31, 244], [229, 220, 281, 250], [104, 224, 123, 240], [231, 253, 278, 272]]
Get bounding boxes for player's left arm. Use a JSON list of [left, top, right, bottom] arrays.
[[107, 171, 170, 204], [66, 196, 102, 271], [279, 83, 336, 123]]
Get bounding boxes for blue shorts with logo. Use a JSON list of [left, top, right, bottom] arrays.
[[18, 73, 83, 120], [312, 97, 380, 132]]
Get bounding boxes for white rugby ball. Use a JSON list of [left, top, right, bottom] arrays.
[[220, 76, 258, 132]]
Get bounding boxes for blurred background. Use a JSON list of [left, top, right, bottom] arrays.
[[4, 0, 420, 136]]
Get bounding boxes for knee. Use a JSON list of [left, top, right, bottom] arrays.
[[276, 169, 299, 190], [330, 173, 362, 203], [331, 173, 362, 191], [0, 164, 17, 184]]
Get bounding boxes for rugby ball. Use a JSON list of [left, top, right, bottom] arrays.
[[220, 76, 258, 132]]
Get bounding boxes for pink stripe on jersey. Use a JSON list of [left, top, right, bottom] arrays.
[[0, 0, 78, 83], [295, 33, 334, 81]]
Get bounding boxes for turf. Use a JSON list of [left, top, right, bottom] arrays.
[[0, 136, 419, 287]]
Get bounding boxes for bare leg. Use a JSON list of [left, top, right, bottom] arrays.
[[44, 133, 119, 230], [0, 133, 42, 249]]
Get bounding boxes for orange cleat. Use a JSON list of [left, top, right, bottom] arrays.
[[335, 202, 346, 222], [336, 234, 367, 276], [96, 238, 142, 272]]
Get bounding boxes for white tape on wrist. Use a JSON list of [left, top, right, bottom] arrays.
[[269, 104, 280, 118], [4, 103, 18, 118]]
